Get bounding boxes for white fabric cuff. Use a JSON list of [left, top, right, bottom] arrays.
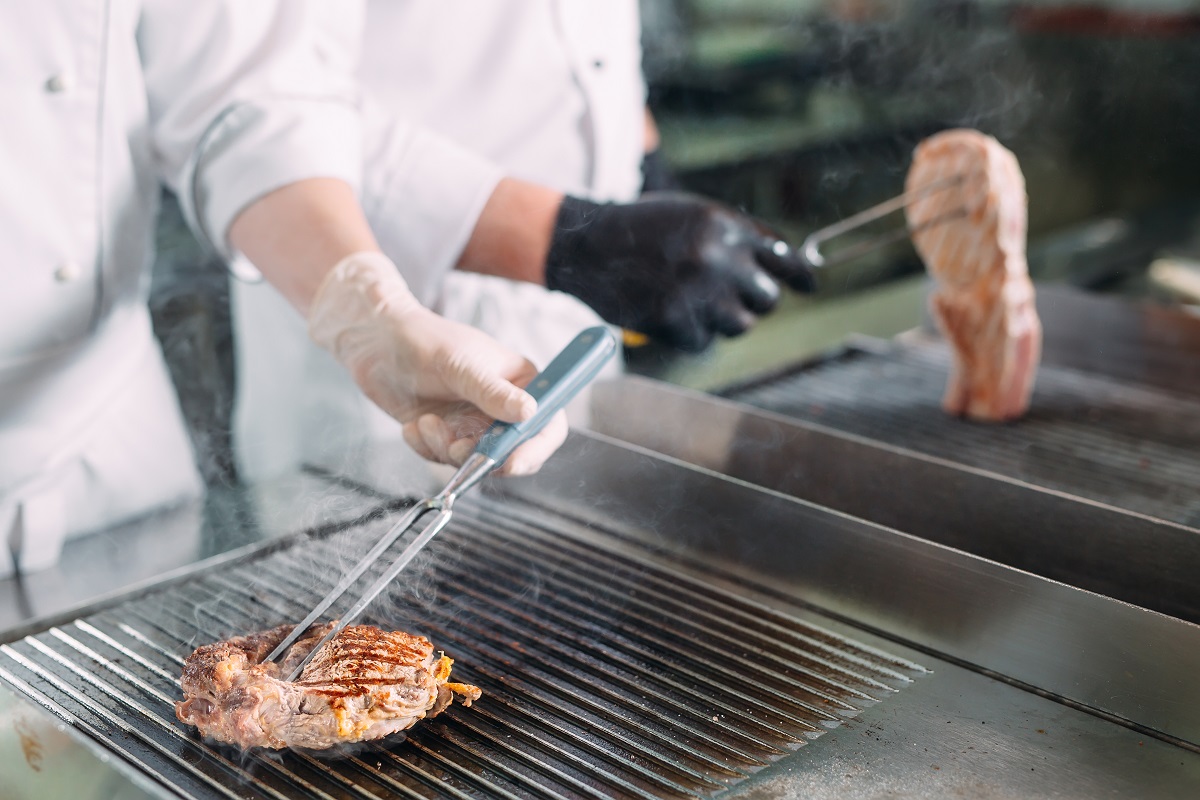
[[363, 120, 504, 307], [185, 99, 364, 259]]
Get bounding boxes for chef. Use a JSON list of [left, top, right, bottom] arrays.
[[0, 1, 566, 577], [232, 0, 816, 480]]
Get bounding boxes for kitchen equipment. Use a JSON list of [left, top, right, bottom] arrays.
[[715, 286, 1200, 525], [3, 432, 1200, 798], [592, 285, 1200, 621], [263, 326, 618, 680]]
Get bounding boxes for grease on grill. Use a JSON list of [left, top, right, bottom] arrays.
[[14, 714, 44, 772], [0, 497, 927, 799]]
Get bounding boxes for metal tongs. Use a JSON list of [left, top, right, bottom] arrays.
[[795, 175, 966, 270], [264, 326, 619, 682]]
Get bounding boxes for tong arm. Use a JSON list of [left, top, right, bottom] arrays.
[[262, 326, 618, 678], [801, 175, 965, 270]]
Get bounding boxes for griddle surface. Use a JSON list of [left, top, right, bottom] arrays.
[[0, 495, 924, 799], [728, 339, 1200, 527]]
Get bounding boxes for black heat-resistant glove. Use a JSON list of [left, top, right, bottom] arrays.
[[545, 192, 816, 352]]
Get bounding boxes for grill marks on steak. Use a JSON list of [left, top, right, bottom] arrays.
[[175, 623, 481, 750], [905, 128, 1042, 422]]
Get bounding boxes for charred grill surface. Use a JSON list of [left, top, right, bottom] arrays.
[[0, 495, 924, 799], [727, 338, 1200, 527]]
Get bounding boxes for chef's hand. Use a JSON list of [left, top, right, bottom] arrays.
[[307, 252, 567, 475], [544, 192, 816, 352]]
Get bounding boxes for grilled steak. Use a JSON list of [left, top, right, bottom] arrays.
[[175, 622, 481, 750], [905, 128, 1042, 422]]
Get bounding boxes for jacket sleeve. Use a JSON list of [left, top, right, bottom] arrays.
[[138, 0, 366, 258], [358, 95, 505, 306]]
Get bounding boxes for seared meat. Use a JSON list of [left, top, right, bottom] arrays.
[[905, 129, 1042, 421], [175, 623, 481, 750]]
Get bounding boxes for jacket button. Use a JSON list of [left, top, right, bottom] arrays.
[[45, 73, 73, 93], [54, 261, 81, 283]]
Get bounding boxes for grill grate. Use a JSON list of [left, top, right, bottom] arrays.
[[0, 494, 924, 799], [727, 339, 1200, 527]]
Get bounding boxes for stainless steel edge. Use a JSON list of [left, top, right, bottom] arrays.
[[591, 375, 1200, 623], [493, 431, 1200, 749], [0, 470, 395, 645]]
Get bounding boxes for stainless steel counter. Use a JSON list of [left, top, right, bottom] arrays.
[[726, 635, 1200, 799], [0, 470, 389, 639]]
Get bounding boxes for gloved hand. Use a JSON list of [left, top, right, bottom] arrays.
[[545, 192, 816, 352], [307, 252, 567, 475]]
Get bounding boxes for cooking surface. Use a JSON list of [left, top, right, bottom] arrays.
[[594, 287, 1200, 624], [4, 433, 1200, 797], [725, 335, 1200, 527], [0, 494, 923, 799]]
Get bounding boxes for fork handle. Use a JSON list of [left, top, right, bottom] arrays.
[[474, 326, 618, 465]]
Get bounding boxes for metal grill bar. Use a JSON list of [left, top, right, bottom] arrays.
[[0, 495, 924, 799], [0, 642, 299, 800], [422, 551, 842, 724], [93, 605, 501, 800], [0, 661, 204, 798], [26, 633, 362, 799], [241, 520, 902, 753], [427, 587, 817, 741], [461, 499, 924, 675], [131, 584, 746, 786], [164, 574, 734, 799], [727, 338, 1200, 527], [178, 573, 689, 800], [202, 570, 719, 796], [258, 545, 788, 763], [97, 548, 768, 796], [107, 593, 591, 800], [428, 540, 869, 720], [262, 536, 830, 747], [451, 508, 909, 690]]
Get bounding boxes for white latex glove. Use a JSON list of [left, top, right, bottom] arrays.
[[307, 252, 568, 475]]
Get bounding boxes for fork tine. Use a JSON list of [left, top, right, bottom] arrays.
[[802, 175, 965, 269], [812, 208, 969, 269], [261, 500, 435, 665], [262, 328, 618, 673], [283, 505, 455, 682]]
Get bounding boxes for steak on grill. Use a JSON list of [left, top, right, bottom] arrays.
[[905, 128, 1042, 421], [175, 622, 481, 750]]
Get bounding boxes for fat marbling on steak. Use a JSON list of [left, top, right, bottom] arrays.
[[175, 622, 481, 750]]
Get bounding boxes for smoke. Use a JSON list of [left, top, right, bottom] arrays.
[[812, 6, 1045, 142]]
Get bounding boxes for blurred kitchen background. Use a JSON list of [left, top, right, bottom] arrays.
[[152, 0, 1200, 489], [633, 0, 1200, 384]]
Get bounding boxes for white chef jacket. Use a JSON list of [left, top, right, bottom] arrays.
[[358, 0, 647, 305], [232, 0, 647, 480], [0, 0, 363, 575]]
